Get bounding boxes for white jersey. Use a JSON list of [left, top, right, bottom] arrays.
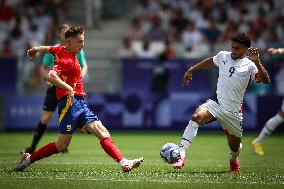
[[213, 51, 259, 113]]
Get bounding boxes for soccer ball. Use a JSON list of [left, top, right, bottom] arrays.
[[160, 143, 181, 164]]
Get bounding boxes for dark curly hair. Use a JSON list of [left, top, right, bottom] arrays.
[[65, 26, 84, 38], [231, 33, 251, 48]]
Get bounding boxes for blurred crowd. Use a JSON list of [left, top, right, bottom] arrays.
[[120, 0, 284, 59], [1, 0, 284, 95], [0, 0, 67, 93]]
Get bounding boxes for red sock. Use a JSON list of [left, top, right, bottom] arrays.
[[100, 137, 124, 162], [30, 142, 59, 163]]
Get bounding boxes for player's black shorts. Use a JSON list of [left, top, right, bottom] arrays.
[[43, 85, 58, 112]]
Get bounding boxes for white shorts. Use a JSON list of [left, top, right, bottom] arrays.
[[200, 99, 243, 138], [281, 99, 284, 112]]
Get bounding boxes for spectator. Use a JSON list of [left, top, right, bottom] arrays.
[[126, 17, 145, 41], [201, 18, 221, 46], [135, 38, 157, 58], [0, 38, 14, 57], [265, 29, 282, 49], [134, 0, 160, 22], [32, 4, 51, 36], [119, 37, 136, 58], [181, 22, 204, 52], [146, 15, 168, 41], [85, 0, 102, 28], [27, 24, 45, 47], [0, 0, 14, 23], [10, 26, 28, 58], [170, 9, 188, 41]]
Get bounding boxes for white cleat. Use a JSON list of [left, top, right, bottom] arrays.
[[14, 153, 31, 172], [122, 157, 144, 172]]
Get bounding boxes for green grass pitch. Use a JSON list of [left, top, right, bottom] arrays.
[[0, 131, 283, 189]]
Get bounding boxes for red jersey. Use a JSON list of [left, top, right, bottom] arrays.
[[49, 46, 86, 100]]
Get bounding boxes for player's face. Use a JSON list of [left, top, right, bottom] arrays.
[[230, 41, 247, 60], [68, 33, 84, 54]]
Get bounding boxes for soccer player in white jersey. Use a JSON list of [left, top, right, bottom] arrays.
[[173, 33, 270, 172], [252, 47, 284, 156]]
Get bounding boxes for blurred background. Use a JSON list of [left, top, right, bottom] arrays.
[[0, 0, 284, 132]]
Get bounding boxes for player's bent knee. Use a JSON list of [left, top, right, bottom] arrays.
[[41, 119, 50, 125], [278, 111, 284, 118], [192, 114, 204, 125], [41, 114, 53, 125]]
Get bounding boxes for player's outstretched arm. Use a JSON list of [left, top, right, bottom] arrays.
[[182, 57, 214, 87], [267, 48, 284, 55], [248, 48, 270, 84], [46, 70, 74, 104], [27, 46, 51, 60]]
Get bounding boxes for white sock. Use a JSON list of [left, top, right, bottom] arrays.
[[255, 114, 284, 143], [119, 158, 127, 166], [179, 120, 199, 158]]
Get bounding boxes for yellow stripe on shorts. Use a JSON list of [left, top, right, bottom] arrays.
[[59, 101, 71, 123]]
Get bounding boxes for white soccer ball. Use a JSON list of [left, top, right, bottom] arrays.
[[160, 143, 181, 164]]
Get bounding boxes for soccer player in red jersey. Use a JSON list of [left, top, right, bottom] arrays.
[[15, 26, 143, 172]]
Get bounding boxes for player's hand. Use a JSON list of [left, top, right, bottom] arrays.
[[27, 48, 38, 60], [182, 70, 193, 87], [67, 88, 74, 106], [46, 81, 53, 88], [247, 47, 260, 62], [267, 48, 278, 55]]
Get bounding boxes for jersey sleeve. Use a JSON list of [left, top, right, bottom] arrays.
[[250, 63, 259, 81], [49, 46, 61, 55], [212, 51, 225, 67], [76, 50, 87, 68]]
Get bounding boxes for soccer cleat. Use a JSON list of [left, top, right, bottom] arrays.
[[122, 157, 144, 172], [251, 139, 264, 156], [14, 153, 32, 172], [230, 159, 240, 173], [172, 157, 185, 169], [20, 147, 35, 155]]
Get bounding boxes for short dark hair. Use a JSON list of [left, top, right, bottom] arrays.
[[65, 26, 84, 38], [231, 33, 251, 48]]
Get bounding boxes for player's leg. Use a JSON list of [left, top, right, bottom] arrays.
[[15, 134, 71, 171], [252, 107, 284, 155], [84, 120, 143, 172], [180, 106, 215, 156], [173, 105, 215, 169], [226, 133, 241, 173], [221, 114, 242, 173], [15, 96, 76, 171], [22, 111, 54, 154], [22, 86, 58, 154]]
